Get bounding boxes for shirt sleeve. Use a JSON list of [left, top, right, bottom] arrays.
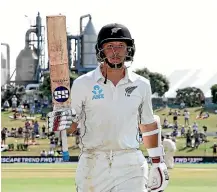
[[139, 80, 155, 125], [70, 79, 86, 121]]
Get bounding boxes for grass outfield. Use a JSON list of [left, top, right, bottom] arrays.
[[2, 107, 217, 132], [3, 136, 217, 156], [2, 164, 217, 192], [2, 107, 217, 156]]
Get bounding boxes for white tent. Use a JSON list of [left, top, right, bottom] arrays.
[[164, 68, 217, 98]]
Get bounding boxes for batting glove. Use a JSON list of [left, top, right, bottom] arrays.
[[47, 108, 77, 132], [148, 157, 169, 192]]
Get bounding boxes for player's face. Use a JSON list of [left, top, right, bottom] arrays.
[[102, 41, 127, 64]]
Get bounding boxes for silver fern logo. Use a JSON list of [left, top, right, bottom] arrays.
[[125, 86, 138, 97], [111, 27, 121, 35]]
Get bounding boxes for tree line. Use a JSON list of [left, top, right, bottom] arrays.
[[38, 67, 217, 106], [2, 68, 216, 107]]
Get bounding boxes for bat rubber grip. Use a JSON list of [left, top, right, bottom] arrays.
[[61, 129, 69, 161], [62, 151, 69, 161]]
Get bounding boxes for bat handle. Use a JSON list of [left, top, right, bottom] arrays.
[[61, 129, 69, 161]]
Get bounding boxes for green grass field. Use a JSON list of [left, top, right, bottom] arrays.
[[2, 107, 217, 132], [2, 136, 217, 156], [1, 107, 217, 156], [2, 164, 217, 192]]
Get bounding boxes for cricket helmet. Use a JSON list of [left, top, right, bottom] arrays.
[[95, 23, 135, 65]]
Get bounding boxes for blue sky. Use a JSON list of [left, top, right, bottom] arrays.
[[1, 0, 217, 78]]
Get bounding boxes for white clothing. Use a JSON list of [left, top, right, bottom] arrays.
[[165, 152, 175, 169], [71, 66, 154, 191], [40, 151, 47, 156], [71, 66, 155, 151], [3, 101, 9, 107], [12, 97, 17, 108], [192, 124, 198, 131], [162, 139, 176, 152], [76, 149, 148, 192], [162, 139, 176, 169], [184, 111, 190, 119], [48, 150, 54, 156], [50, 144, 56, 149], [180, 102, 185, 108], [12, 97, 17, 104]]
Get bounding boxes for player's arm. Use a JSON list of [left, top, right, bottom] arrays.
[[139, 122, 158, 153], [138, 81, 164, 160], [67, 79, 86, 134], [138, 81, 169, 192]]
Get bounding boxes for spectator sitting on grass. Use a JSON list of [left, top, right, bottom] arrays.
[[202, 112, 209, 119], [3, 100, 10, 111], [172, 128, 178, 137], [17, 127, 23, 138], [40, 150, 47, 157], [163, 118, 169, 128], [54, 150, 60, 156], [48, 149, 54, 156], [173, 120, 178, 129]]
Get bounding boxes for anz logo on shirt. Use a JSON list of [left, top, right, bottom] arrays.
[[92, 85, 104, 100]]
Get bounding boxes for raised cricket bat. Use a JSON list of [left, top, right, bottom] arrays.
[[46, 15, 70, 161]]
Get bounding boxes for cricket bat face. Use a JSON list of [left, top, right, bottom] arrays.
[[46, 15, 71, 109], [46, 15, 70, 153]]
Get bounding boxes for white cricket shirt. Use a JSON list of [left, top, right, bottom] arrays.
[[71, 66, 155, 151]]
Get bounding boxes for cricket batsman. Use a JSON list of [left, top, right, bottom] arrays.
[[48, 23, 169, 192]]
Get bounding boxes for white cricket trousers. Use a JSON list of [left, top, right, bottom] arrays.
[[75, 149, 149, 192]]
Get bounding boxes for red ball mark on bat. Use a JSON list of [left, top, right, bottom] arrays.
[[53, 116, 61, 131]]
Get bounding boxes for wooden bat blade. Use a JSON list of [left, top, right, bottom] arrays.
[[46, 15, 70, 161], [46, 15, 70, 108]]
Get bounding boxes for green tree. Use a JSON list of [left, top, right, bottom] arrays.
[[39, 74, 51, 97], [134, 67, 170, 97], [133, 68, 150, 80], [175, 87, 205, 107], [211, 84, 217, 103], [149, 72, 170, 97], [1, 85, 25, 105]]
